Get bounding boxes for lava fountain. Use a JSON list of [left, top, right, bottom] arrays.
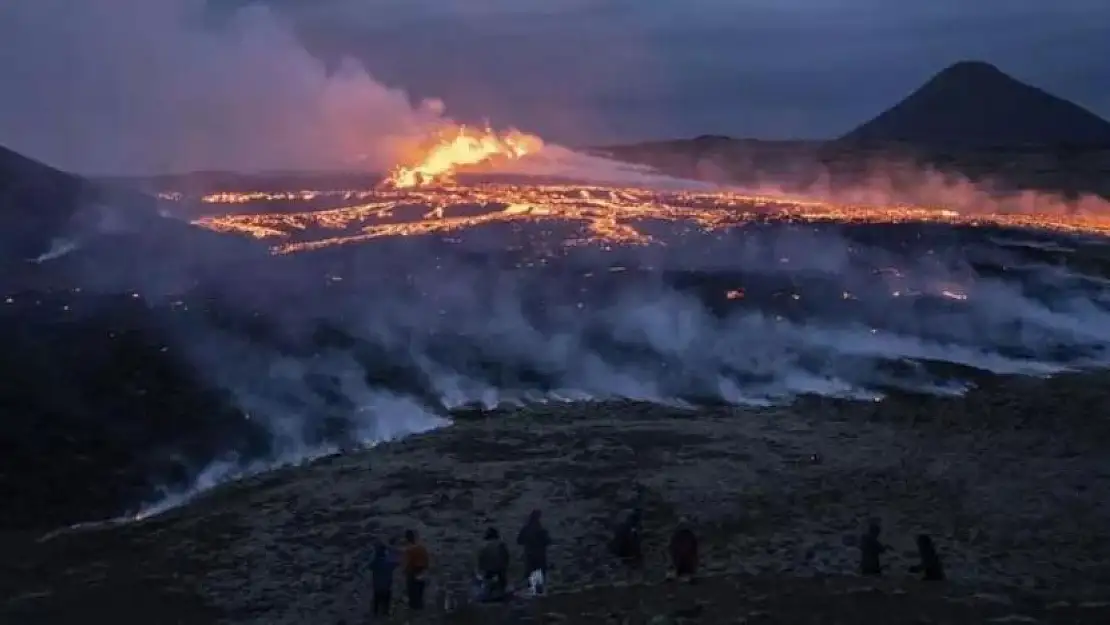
[[383, 125, 545, 188]]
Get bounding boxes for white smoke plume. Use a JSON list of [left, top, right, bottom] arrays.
[[0, 0, 448, 176], [0, 0, 687, 188], [626, 144, 1110, 215]]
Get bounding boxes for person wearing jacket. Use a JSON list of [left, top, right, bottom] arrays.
[[369, 540, 399, 617], [401, 529, 431, 609], [669, 518, 699, 580], [909, 534, 945, 581], [610, 508, 644, 571], [859, 519, 887, 576], [477, 527, 511, 600], [516, 509, 552, 578]]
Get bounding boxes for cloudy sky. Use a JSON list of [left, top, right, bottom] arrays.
[[282, 0, 1110, 143], [0, 0, 1106, 174]]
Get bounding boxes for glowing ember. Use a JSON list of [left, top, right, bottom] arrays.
[[189, 183, 1110, 256], [383, 125, 544, 188]]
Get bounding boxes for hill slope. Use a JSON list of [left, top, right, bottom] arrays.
[[4, 373, 1110, 623], [839, 61, 1110, 148], [0, 145, 269, 531], [0, 145, 93, 264]]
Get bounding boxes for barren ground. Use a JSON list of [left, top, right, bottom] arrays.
[[4, 372, 1110, 624]]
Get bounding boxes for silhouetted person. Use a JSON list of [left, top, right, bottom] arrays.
[[909, 534, 945, 581], [669, 518, 699, 580], [401, 529, 430, 609], [477, 527, 510, 600], [369, 540, 399, 617], [610, 508, 644, 570], [516, 509, 551, 578], [859, 520, 887, 576]]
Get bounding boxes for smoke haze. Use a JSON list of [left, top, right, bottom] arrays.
[[40, 172, 1110, 523], [0, 0, 449, 175]]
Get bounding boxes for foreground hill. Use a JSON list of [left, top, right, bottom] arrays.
[[442, 575, 1109, 625], [0, 144, 94, 264], [839, 61, 1110, 148], [4, 370, 1110, 623]]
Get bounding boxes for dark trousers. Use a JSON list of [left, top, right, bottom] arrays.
[[621, 547, 643, 569], [372, 589, 391, 616], [674, 557, 697, 577], [482, 571, 507, 599], [406, 575, 426, 609]]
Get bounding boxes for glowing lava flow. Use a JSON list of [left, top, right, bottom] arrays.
[[188, 184, 1110, 256], [180, 122, 1110, 254], [383, 125, 544, 188]]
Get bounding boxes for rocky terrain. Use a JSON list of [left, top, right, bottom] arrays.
[[4, 370, 1110, 624]]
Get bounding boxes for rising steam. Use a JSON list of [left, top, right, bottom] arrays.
[[0, 0, 449, 175], [0, 0, 673, 186], [66, 194, 1110, 525]]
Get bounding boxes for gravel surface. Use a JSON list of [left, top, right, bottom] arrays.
[[4, 372, 1110, 624]]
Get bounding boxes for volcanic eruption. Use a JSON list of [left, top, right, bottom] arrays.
[[3, 0, 1110, 619], [4, 0, 1110, 555], [382, 125, 545, 188]]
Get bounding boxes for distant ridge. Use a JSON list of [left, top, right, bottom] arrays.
[[0, 145, 93, 263], [838, 61, 1110, 148]]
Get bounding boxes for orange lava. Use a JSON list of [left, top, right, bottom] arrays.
[[183, 183, 1110, 256], [382, 125, 543, 188]]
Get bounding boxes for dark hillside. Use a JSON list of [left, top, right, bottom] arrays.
[[0, 145, 92, 264], [838, 61, 1110, 148], [0, 145, 264, 531]]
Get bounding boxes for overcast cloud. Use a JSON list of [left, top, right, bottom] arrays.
[[0, 0, 1105, 174], [286, 0, 1109, 144]]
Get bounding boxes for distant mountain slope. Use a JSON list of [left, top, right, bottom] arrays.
[[0, 145, 93, 264], [838, 61, 1110, 148]]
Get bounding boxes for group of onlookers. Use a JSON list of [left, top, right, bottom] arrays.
[[859, 518, 945, 581], [366, 529, 430, 617], [364, 511, 944, 618]]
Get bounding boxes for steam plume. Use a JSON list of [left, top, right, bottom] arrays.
[[0, 0, 446, 176]]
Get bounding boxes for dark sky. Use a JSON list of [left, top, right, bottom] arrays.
[[0, 1, 1105, 175], [284, 0, 1110, 144]]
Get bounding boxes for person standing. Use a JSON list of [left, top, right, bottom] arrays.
[[669, 518, 699, 580], [369, 539, 399, 617], [859, 519, 887, 576], [516, 509, 552, 579], [477, 527, 511, 600], [909, 534, 945, 581], [401, 529, 431, 610], [610, 508, 644, 576]]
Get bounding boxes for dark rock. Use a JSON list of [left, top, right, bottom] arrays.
[[839, 60, 1110, 148]]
